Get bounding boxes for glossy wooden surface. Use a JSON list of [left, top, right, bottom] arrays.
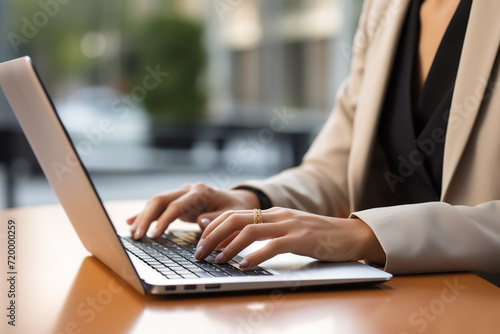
[[1, 200, 499, 334]]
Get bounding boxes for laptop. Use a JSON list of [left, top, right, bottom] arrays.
[[0, 56, 392, 295]]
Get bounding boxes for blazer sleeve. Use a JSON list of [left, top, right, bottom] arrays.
[[232, 0, 374, 218], [352, 200, 500, 274]]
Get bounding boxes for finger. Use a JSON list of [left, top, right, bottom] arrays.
[[130, 204, 163, 238], [195, 210, 253, 260], [196, 210, 226, 231], [177, 183, 217, 221], [215, 223, 288, 264], [198, 208, 277, 246], [198, 218, 211, 231], [126, 215, 137, 225], [151, 190, 217, 238], [148, 199, 185, 238], [215, 231, 240, 250], [132, 189, 188, 239], [198, 210, 237, 242], [239, 237, 291, 269]]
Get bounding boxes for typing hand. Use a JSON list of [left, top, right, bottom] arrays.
[[127, 183, 260, 240], [194, 207, 386, 269]]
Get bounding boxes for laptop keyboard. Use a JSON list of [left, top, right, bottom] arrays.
[[120, 231, 273, 280]]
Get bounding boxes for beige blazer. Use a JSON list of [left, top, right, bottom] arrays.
[[236, 0, 500, 275]]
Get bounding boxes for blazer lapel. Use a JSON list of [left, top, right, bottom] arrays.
[[349, 0, 410, 211], [441, 1, 500, 200]]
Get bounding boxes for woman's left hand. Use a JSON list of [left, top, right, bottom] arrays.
[[194, 207, 386, 269]]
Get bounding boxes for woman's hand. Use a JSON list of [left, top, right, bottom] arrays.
[[194, 207, 386, 269], [127, 183, 260, 239]]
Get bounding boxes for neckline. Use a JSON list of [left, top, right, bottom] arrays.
[[412, 0, 465, 111]]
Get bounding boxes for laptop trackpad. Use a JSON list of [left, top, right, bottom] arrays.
[[236, 240, 382, 281], [238, 240, 326, 272]]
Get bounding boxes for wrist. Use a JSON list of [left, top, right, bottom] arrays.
[[233, 186, 272, 209], [232, 189, 261, 209], [352, 218, 386, 265]]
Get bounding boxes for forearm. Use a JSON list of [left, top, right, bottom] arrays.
[[352, 200, 500, 274], [232, 163, 351, 218]]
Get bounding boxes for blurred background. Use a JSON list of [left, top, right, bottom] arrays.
[[0, 0, 363, 210]]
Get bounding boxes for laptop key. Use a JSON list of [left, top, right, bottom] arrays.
[[183, 265, 199, 270], [221, 268, 248, 276], [175, 271, 192, 276], [194, 272, 214, 278], [209, 271, 229, 277], [190, 268, 209, 274], [180, 274, 199, 279], [121, 234, 275, 281], [245, 270, 272, 276], [164, 274, 182, 279]]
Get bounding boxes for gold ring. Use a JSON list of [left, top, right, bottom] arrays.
[[253, 208, 263, 224]]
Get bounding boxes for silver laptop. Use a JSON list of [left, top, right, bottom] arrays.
[[0, 56, 392, 295]]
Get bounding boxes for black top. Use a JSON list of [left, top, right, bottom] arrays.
[[378, 0, 473, 204]]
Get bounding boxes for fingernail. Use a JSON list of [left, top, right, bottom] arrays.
[[150, 227, 158, 238], [215, 252, 226, 264], [134, 227, 142, 240], [194, 246, 204, 260], [129, 221, 137, 231], [200, 218, 211, 228], [239, 259, 249, 269]]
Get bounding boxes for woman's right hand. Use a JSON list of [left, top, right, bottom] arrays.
[[127, 183, 260, 240]]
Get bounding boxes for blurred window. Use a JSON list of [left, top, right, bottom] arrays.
[[0, 0, 362, 209]]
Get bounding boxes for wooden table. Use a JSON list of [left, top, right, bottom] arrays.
[[1, 201, 499, 334]]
